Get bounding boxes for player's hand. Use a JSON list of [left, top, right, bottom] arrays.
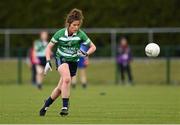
[[77, 50, 88, 57], [44, 60, 52, 75], [84, 57, 89, 66]]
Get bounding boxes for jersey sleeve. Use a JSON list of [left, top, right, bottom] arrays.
[[81, 31, 91, 46], [50, 30, 60, 44]]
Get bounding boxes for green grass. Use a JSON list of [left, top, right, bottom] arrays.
[[0, 84, 180, 124], [0, 59, 180, 123]]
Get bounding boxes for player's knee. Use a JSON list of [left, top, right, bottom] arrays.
[[56, 86, 61, 92], [63, 77, 71, 84], [36, 65, 44, 74]]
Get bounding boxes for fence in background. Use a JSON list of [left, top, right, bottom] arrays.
[[0, 28, 180, 85], [0, 47, 179, 85], [1, 27, 180, 58]]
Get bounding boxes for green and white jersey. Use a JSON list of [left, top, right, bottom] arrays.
[[34, 40, 48, 57], [51, 28, 91, 62]]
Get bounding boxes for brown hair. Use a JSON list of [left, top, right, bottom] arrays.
[[65, 8, 84, 27]]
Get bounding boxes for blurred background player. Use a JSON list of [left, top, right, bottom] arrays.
[[72, 44, 89, 89], [116, 36, 133, 85], [34, 31, 49, 89]]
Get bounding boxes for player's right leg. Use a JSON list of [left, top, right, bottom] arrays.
[[120, 64, 125, 84], [39, 78, 62, 116], [32, 64, 37, 84]]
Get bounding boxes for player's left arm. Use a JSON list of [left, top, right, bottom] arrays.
[[86, 42, 96, 56], [80, 30, 96, 56]]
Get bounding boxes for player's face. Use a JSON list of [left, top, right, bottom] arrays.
[[120, 39, 127, 47], [68, 20, 80, 34], [40, 31, 48, 41]]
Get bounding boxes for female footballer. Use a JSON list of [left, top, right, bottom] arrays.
[[39, 8, 96, 116]]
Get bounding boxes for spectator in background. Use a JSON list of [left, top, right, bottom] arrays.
[[116, 36, 133, 85], [34, 31, 48, 89], [27, 43, 37, 85], [29, 46, 37, 84]]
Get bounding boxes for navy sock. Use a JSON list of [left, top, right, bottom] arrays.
[[43, 97, 54, 109], [62, 98, 69, 108]]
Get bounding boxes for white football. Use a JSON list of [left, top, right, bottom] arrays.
[[145, 43, 160, 57]]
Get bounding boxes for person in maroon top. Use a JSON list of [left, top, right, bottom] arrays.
[[116, 36, 133, 85], [28, 46, 38, 84]]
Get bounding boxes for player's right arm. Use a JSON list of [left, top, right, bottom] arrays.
[[45, 42, 55, 61], [44, 30, 61, 75], [44, 42, 54, 75]]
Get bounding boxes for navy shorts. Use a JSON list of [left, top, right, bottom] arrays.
[[38, 57, 46, 67], [55, 57, 78, 77]]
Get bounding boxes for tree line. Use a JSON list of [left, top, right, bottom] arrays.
[[0, 0, 180, 56]]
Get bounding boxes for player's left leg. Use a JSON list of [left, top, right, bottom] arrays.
[[36, 65, 44, 89]]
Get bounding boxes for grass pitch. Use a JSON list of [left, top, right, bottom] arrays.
[[0, 84, 180, 124], [0, 59, 180, 123]]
